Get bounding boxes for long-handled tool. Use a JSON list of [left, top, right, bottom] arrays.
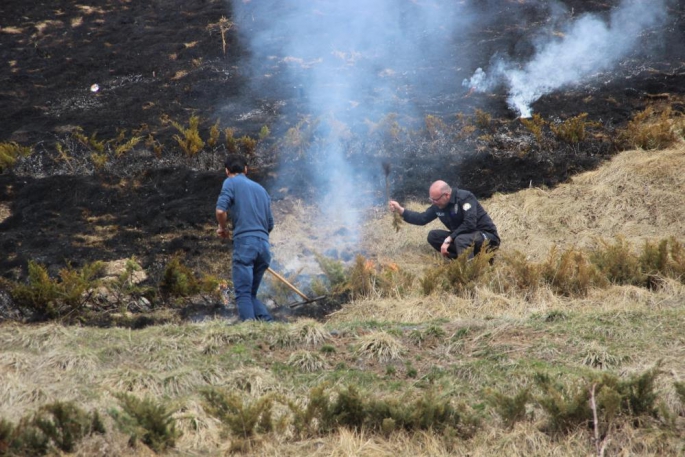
[[266, 267, 326, 308]]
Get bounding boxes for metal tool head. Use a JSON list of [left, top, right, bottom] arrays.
[[287, 295, 327, 308]]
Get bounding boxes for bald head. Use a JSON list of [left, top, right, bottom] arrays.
[[429, 180, 451, 208]]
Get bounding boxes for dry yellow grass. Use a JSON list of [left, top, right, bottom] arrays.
[[2, 146, 685, 456], [490, 146, 685, 260]]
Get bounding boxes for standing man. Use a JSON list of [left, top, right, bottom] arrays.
[[389, 180, 500, 259], [216, 154, 274, 321]]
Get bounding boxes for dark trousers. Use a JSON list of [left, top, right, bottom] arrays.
[[232, 236, 274, 321], [427, 229, 498, 260]]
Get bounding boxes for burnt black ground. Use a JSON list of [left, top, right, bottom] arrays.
[[2, 0, 685, 320]]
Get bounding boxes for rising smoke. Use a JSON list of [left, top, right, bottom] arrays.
[[463, 0, 668, 117], [227, 0, 473, 245]]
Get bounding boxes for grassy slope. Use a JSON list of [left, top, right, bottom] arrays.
[[1, 146, 685, 456]]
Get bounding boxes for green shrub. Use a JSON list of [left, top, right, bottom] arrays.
[[419, 247, 494, 296], [443, 246, 494, 295], [33, 401, 104, 453], [171, 114, 205, 156], [0, 141, 32, 172], [110, 393, 180, 453], [90, 152, 109, 170], [283, 117, 319, 157], [520, 114, 547, 144], [11, 261, 104, 319], [2, 417, 50, 456], [345, 255, 375, 298], [639, 237, 685, 286], [207, 119, 221, 148], [425, 115, 447, 140], [540, 246, 606, 296], [202, 389, 274, 440], [419, 266, 445, 295], [0, 402, 104, 456], [486, 388, 531, 428], [490, 250, 542, 297], [590, 236, 645, 286], [619, 105, 683, 150], [159, 255, 200, 298], [550, 113, 601, 143], [534, 373, 592, 434], [534, 367, 662, 436], [72, 128, 105, 153], [288, 385, 331, 437], [375, 262, 414, 297], [315, 254, 348, 292], [103, 257, 149, 308], [238, 135, 257, 156], [604, 367, 661, 419], [320, 344, 336, 354], [327, 385, 366, 430], [224, 127, 238, 153], [113, 135, 142, 157], [474, 109, 492, 130], [409, 325, 446, 347]]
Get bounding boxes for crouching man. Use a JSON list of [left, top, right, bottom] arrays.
[[389, 180, 500, 259]]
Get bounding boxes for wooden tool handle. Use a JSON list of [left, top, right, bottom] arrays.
[[266, 267, 309, 300]]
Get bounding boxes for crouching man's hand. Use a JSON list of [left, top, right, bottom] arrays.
[[389, 200, 404, 215], [440, 237, 451, 257]]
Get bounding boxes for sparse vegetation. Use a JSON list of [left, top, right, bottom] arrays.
[[206, 16, 233, 55], [486, 388, 530, 428], [550, 112, 601, 143], [159, 254, 220, 299], [110, 393, 181, 453], [425, 114, 447, 140], [10, 261, 105, 319], [474, 109, 492, 130], [520, 113, 547, 144], [171, 114, 205, 156], [619, 105, 685, 150], [0, 141, 32, 172], [0, 401, 104, 456]]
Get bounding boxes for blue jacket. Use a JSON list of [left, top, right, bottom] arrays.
[[216, 174, 274, 241]]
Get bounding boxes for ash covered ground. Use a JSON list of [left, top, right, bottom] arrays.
[[1, 0, 685, 320]]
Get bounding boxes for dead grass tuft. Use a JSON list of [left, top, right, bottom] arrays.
[[355, 332, 404, 362], [287, 350, 328, 373], [224, 367, 277, 396], [292, 319, 330, 346]]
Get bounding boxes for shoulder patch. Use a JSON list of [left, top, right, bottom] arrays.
[[462, 203, 472, 211]]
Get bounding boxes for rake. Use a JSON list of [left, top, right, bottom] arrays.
[[266, 267, 326, 308]]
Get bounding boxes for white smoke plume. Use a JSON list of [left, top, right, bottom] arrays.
[[464, 0, 668, 117], [228, 0, 473, 245]]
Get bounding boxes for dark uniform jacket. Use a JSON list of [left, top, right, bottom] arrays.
[[402, 188, 500, 244]]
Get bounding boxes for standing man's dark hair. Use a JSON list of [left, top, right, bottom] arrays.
[[389, 180, 500, 259], [216, 154, 274, 321], [224, 154, 247, 174]]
